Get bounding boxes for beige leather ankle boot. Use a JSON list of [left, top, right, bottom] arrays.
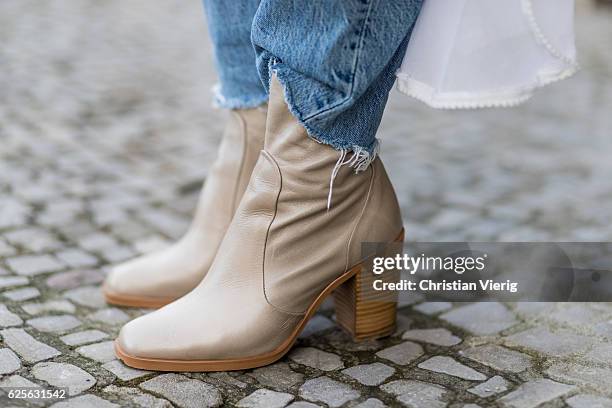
[[114, 77, 404, 371], [103, 107, 267, 308]]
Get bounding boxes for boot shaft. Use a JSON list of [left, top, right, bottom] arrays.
[[260, 77, 403, 313], [191, 106, 267, 234]]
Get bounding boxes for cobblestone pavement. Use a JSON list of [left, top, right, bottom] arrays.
[[1, 1, 612, 407]]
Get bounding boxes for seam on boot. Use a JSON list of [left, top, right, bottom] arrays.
[[345, 163, 377, 273], [259, 151, 306, 317], [229, 110, 248, 214]]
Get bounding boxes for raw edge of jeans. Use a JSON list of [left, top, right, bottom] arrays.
[[212, 83, 269, 110], [266, 58, 380, 173]]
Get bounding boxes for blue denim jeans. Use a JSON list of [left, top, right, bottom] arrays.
[[203, 0, 423, 158]]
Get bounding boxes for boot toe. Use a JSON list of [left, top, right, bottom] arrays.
[[103, 264, 129, 296], [103, 249, 190, 305], [116, 319, 142, 357], [103, 259, 149, 298], [116, 312, 170, 359], [116, 302, 206, 361]]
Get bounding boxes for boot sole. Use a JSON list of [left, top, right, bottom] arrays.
[[114, 229, 404, 371], [103, 286, 175, 309]]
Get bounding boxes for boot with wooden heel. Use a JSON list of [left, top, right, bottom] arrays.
[[103, 106, 267, 308], [114, 76, 404, 371]]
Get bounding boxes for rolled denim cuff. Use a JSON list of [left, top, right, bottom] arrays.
[[212, 83, 269, 110]]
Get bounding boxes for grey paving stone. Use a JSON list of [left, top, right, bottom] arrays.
[[547, 303, 609, 327], [63, 286, 106, 308], [289, 347, 344, 371], [459, 344, 532, 373], [250, 362, 304, 390], [1, 328, 61, 362], [497, 379, 575, 408], [299, 376, 360, 407], [512, 303, 556, 319], [394, 314, 413, 335], [440, 302, 518, 335], [91, 206, 129, 227], [23, 300, 76, 315], [87, 307, 129, 325], [381, 380, 447, 408], [4, 227, 61, 252], [50, 394, 119, 408], [546, 362, 612, 390], [0, 304, 23, 327], [0, 347, 21, 374], [27, 315, 82, 333], [505, 327, 593, 357], [468, 376, 509, 398], [103, 385, 172, 408], [0, 198, 29, 229], [236, 389, 294, 408], [33, 362, 96, 396], [108, 220, 153, 243], [16, 184, 59, 204], [0, 374, 44, 405], [428, 208, 476, 230], [342, 362, 395, 386], [354, 398, 387, 408], [566, 394, 612, 408], [0, 276, 29, 289], [0, 239, 16, 256], [299, 314, 335, 338], [138, 208, 189, 238], [376, 341, 423, 365], [140, 373, 222, 408], [418, 356, 487, 381], [584, 342, 612, 366], [402, 328, 461, 346], [397, 290, 425, 308], [208, 372, 249, 389], [102, 360, 150, 381], [60, 329, 109, 346], [413, 302, 452, 315], [46, 270, 105, 290], [3, 286, 40, 301], [101, 245, 136, 263], [38, 212, 78, 228], [79, 233, 120, 252], [594, 319, 612, 340], [6, 255, 64, 276], [286, 403, 321, 408], [43, 199, 84, 218], [55, 249, 98, 268], [0, 374, 40, 388], [76, 341, 116, 363]]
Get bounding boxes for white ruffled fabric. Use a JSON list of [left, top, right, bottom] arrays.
[[397, 0, 578, 109]]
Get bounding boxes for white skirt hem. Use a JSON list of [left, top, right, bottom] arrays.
[[396, 64, 578, 110]]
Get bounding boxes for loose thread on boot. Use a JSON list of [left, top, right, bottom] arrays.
[[327, 149, 348, 210], [326, 142, 380, 211]]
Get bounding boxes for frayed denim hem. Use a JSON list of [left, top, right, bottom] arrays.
[[264, 60, 380, 175], [212, 83, 269, 110]]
